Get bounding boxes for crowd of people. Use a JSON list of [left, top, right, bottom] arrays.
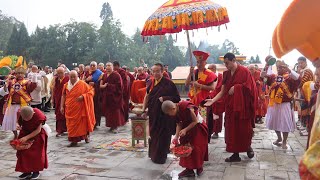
[[0, 50, 317, 179]]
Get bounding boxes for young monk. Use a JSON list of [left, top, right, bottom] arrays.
[[15, 106, 48, 179], [161, 100, 208, 178]]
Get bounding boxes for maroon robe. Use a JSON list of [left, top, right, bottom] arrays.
[[101, 72, 125, 128], [16, 108, 48, 173], [54, 76, 69, 134], [176, 101, 208, 169], [0, 95, 6, 125], [212, 73, 225, 134], [147, 77, 180, 164], [127, 72, 135, 88], [136, 73, 147, 80], [116, 68, 130, 122], [222, 65, 257, 153]]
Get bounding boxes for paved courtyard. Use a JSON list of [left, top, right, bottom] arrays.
[[0, 111, 304, 180]]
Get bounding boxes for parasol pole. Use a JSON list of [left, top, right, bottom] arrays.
[[186, 30, 197, 103], [186, 30, 193, 67]]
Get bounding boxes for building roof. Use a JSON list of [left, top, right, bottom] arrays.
[[172, 64, 268, 80]]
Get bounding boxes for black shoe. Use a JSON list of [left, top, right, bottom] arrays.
[[30, 172, 40, 179], [44, 109, 50, 112], [225, 153, 241, 162], [247, 147, 255, 159], [18, 173, 31, 179]]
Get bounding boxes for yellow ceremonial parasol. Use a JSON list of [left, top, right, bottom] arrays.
[[141, 0, 230, 66]]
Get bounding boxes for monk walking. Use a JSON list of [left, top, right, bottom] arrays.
[[15, 106, 48, 179], [61, 70, 95, 147], [53, 67, 69, 137], [85, 61, 103, 128], [100, 63, 125, 133], [208, 64, 225, 140], [205, 53, 257, 162], [162, 100, 208, 178], [113, 61, 130, 122], [142, 63, 180, 164]]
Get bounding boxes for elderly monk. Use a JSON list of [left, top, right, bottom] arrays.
[[207, 64, 225, 140], [113, 61, 130, 122], [98, 63, 105, 73], [205, 53, 258, 162], [100, 63, 125, 133], [53, 67, 69, 137], [136, 67, 147, 80], [0, 67, 37, 139], [186, 50, 216, 106], [85, 61, 103, 128], [61, 70, 95, 147], [78, 64, 86, 80], [248, 64, 266, 124], [15, 106, 48, 179], [142, 63, 180, 164]]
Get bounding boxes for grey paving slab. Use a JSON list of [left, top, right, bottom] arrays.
[[0, 112, 305, 180]]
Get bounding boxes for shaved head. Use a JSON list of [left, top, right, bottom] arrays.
[[69, 70, 78, 76], [20, 106, 34, 121], [161, 100, 176, 114], [56, 67, 64, 73]]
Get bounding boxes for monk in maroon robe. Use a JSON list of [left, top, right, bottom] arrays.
[[208, 64, 225, 140], [162, 100, 208, 178], [205, 53, 257, 162], [85, 62, 103, 128], [100, 63, 125, 133], [113, 61, 130, 122], [136, 67, 147, 80], [142, 63, 180, 164], [15, 107, 48, 179], [53, 67, 69, 136]]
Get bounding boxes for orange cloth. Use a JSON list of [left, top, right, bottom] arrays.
[[64, 80, 95, 137], [130, 80, 146, 104]]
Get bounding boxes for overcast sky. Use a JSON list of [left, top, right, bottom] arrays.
[[0, 0, 309, 67]]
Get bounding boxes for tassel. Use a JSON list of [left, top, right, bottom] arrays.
[[206, 28, 208, 35], [175, 34, 178, 42], [225, 24, 228, 30], [160, 35, 163, 42], [192, 30, 194, 37], [218, 26, 220, 32]]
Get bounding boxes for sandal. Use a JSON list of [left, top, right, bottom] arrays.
[[273, 140, 282, 147]]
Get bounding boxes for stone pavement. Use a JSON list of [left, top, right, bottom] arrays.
[[0, 111, 305, 180]]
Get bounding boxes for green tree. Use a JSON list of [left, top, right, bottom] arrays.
[[249, 56, 255, 64], [17, 23, 30, 56], [100, 2, 113, 24], [255, 55, 261, 63], [0, 10, 21, 52], [6, 25, 19, 55]]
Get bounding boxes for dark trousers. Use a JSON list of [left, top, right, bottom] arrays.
[[207, 106, 213, 143]]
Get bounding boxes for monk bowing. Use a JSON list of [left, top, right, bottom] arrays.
[[205, 53, 258, 162], [100, 63, 125, 133], [162, 100, 208, 178], [61, 70, 95, 147], [15, 107, 48, 179]]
